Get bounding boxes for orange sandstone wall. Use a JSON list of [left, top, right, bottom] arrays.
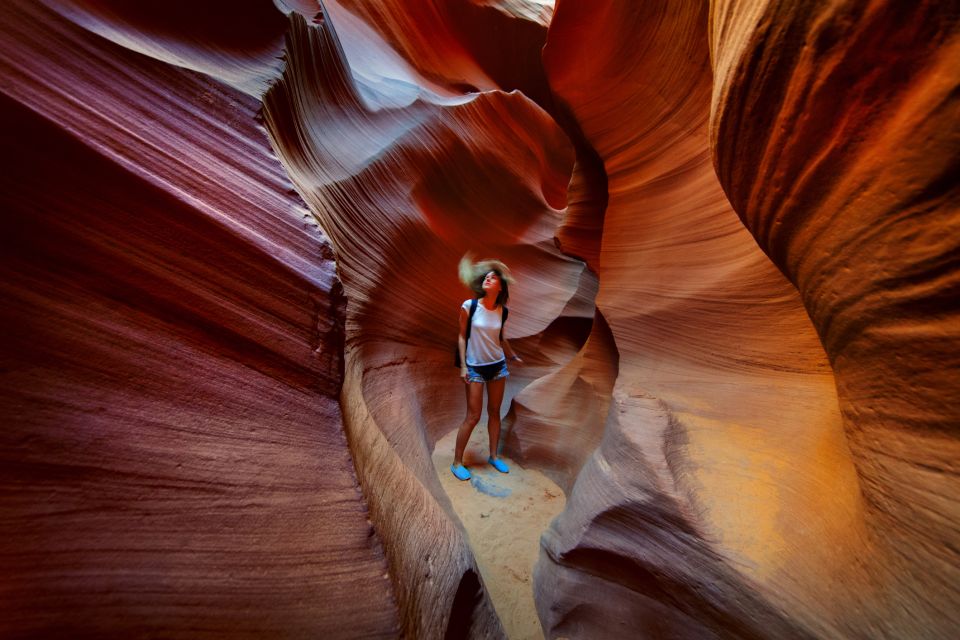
[[1, 0, 957, 637], [532, 0, 958, 638], [537, 1, 854, 637], [711, 0, 960, 635], [261, 8, 590, 636]]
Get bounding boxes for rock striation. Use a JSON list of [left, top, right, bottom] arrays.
[[538, 2, 853, 637], [261, 6, 589, 637], [535, 1, 958, 638], [710, 1, 960, 635], [1, 0, 957, 638], [0, 1, 397, 636]]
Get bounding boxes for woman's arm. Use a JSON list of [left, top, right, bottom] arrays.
[[458, 306, 469, 379], [502, 337, 523, 364]]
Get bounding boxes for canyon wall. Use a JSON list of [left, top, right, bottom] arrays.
[[1, 0, 956, 638], [0, 1, 398, 636]]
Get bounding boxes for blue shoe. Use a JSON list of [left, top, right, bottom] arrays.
[[488, 457, 509, 473], [451, 463, 472, 481]]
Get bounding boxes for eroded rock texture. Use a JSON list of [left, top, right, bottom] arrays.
[[0, 1, 397, 636], [535, 1, 958, 638], [261, 5, 590, 637], [2, 0, 957, 638], [538, 2, 853, 638], [709, 1, 960, 635]]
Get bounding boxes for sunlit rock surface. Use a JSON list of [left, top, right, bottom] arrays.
[[261, 8, 588, 637], [538, 1, 852, 637], [2, 0, 957, 638], [535, 1, 958, 638], [710, 1, 960, 636]]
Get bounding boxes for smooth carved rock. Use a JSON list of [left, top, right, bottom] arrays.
[[710, 1, 960, 635], [536, 0, 958, 638], [262, 8, 594, 636], [0, 1, 397, 636], [3, 0, 957, 637], [327, 0, 609, 272]]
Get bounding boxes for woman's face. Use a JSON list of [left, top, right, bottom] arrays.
[[481, 271, 501, 295]]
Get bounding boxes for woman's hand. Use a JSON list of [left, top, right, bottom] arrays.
[[510, 355, 524, 366], [461, 366, 469, 382]]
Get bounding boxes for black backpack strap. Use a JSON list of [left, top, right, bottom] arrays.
[[456, 299, 479, 368], [499, 306, 508, 342], [465, 297, 479, 346]]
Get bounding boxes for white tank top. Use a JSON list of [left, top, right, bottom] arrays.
[[462, 299, 505, 366]]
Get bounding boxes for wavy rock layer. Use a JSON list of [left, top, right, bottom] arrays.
[[262, 8, 593, 637], [0, 1, 397, 636], [711, 1, 960, 635], [3, 0, 957, 638], [537, 1, 852, 637], [534, 0, 958, 638]]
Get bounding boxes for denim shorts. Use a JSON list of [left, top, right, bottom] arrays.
[[465, 359, 509, 383]]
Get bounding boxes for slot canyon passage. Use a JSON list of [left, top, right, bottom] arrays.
[[0, 0, 957, 638]]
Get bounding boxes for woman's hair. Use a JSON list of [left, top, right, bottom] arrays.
[[459, 254, 514, 306]]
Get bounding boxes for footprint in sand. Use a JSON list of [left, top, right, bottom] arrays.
[[433, 427, 566, 640], [470, 472, 512, 497]]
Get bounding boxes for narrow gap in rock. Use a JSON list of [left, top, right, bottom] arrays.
[[444, 569, 482, 640], [434, 423, 567, 639]]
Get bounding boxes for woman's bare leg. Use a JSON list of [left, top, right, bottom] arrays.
[[454, 381, 485, 464], [485, 377, 506, 458]]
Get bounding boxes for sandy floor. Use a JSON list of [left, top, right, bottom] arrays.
[[433, 426, 566, 640]]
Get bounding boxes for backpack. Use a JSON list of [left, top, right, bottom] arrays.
[[454, 299, 509, 367]]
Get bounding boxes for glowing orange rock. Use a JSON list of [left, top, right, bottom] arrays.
[[534, 0, 959, 637], [2, 0, 956, 637]]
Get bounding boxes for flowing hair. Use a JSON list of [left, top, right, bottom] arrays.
[[458, 254, 514, 306]]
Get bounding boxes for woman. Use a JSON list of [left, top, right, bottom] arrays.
[[451, 256, 523, 481]]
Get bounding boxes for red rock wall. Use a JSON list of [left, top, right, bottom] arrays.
[[537, 1, 851, 637], [261, 8, 592, 636], [0, 1, 398, 636], [533, 0, 958, 637], [3, 0, 957, 637]]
